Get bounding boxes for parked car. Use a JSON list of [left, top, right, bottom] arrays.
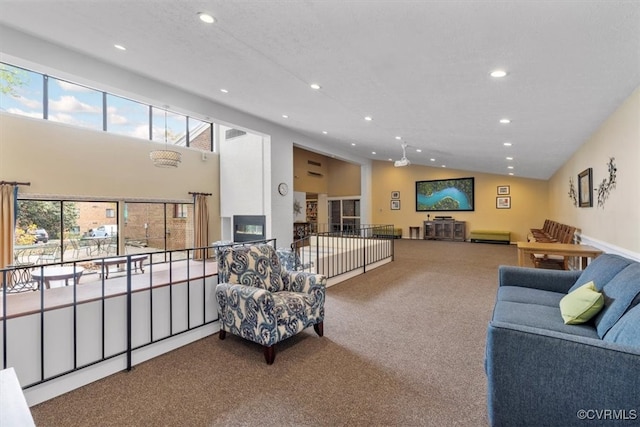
[[90, 225, 117, 237], [32, 228, 49, 243]]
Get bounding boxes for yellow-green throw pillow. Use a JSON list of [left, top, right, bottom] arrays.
[[559, 281, 604, 325]]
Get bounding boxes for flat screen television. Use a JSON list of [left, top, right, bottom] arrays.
[[415, 177, 475, 212]]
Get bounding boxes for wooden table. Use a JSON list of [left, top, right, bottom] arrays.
[[31, 266, 84, 289], [517, 241, 603, 269]]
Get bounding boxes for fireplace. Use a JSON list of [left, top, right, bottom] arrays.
[[233, 215, 266, 242]]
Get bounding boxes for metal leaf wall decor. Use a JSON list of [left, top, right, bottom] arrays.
[[568, 177, 578, 207], [595, 157, 617, 208]]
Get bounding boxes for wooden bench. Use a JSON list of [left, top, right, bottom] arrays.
[[93, 254, 148, 279], [528, 220, 577, 269], [529, 220, 575, 244], [469, 230, 511, 245]]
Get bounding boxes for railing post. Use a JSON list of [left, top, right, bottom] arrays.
[[2, 270, 7, 370], [126, 255, 132, 371]]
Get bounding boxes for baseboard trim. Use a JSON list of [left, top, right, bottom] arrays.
[[576, 234, 640, 262]]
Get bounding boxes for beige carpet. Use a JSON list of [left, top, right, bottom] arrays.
[[30, 240, 518, 426]]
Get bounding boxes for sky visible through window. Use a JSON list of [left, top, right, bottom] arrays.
[[1, 63, 196, 145]]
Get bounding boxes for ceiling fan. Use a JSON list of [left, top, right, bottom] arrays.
[[394, 142, 411, 167]]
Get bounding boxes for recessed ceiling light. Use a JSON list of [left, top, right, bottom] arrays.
[[372, 151, 376, 155], [220, 89, 228, 93], [490, 70, 508, 78], [508, 166, 514, 169], [416, 149, 422, 153], [351, 143, 356, 146], [198, 13, 215, 24], [509, 172, 514, 176], [282, 114, 289, 119], [503, 142, 512, 146], [506, 156, 513, 160], [395, 136, 402, 140], [322, 131, 328, 135], [310, 83, 321, 90], [114, 44, 126, 51], [364, 116, 373, 121], [430, 158, 436, 162], [500, 118, 511, 124], [388, 158, 393, 161], [441, 165, 446, 168]]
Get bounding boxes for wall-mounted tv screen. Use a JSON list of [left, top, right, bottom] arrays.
[[415, 177, 475, 211]]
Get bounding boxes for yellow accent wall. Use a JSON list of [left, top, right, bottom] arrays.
[[370, 161, 549, 242], [327, 157, 361, 197], [293, 146, 360, 196], [548, 86, 640, 254]]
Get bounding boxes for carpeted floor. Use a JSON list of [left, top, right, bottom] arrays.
[[30, 239, 518, 426]]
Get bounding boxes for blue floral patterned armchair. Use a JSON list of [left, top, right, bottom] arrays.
[[215, 244, 326, 364]]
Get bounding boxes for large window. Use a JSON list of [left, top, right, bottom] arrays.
[[0, 61, 215, 151], [13, 199, 194, 265], [123, 202, 193, 253]]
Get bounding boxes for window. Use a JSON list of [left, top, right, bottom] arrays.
[[106, 208, 115, 218], [13, 200, 118, 264], [1, 61, 215, 152], [0, 63, 44, 118], [152, 107, 187, 146], [47, 77, 103, 131], [173, 204, 188, 219], [124, 201, 193, 254], [188, 117, 213, 151], [328, 199, 361, 233], [106, 94, 150, 139]]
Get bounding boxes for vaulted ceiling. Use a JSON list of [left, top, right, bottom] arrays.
[[0, 1, 638, 179]]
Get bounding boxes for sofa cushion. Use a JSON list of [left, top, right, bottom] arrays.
[[559, 281, 604, 324], [492, 300, 599, 338], [603, 303, 640, 347], [497, 286, 564, 307], [569, 253, 634, 293], [593, 263, 640, 338]]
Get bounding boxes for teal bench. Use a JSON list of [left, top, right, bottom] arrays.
[[469, 230, 510, 245]]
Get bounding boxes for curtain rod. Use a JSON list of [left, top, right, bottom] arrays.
[[189, 192, 212, 196], [0, 181, 31, 186]]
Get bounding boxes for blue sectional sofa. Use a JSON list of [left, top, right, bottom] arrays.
[[486, 254, 640, 426]]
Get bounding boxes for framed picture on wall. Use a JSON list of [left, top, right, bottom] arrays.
[[391, 200, 401, 210], [578, 168, 593, 207], [391, 191, 400, 199], [496, 196, 511, 209], [497, 185, 510, 195]]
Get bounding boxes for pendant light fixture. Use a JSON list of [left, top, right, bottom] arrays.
[[150, 109, 182, 168]]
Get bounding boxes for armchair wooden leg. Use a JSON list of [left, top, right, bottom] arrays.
[[313, 321, 324, 337], [264, 345, 275, 365], [219, 330, 226, 340]]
